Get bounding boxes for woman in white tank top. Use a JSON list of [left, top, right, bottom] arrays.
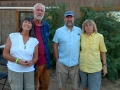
[[3, 17, 39, 90]]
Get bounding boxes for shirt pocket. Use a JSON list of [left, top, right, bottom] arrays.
[[90, 41, 99, 51], [73, 34, 80, 42]]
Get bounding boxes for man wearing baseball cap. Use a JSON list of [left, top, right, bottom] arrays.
[[53, 10, 82, 90]]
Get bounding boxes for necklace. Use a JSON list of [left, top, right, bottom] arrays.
[[24, 45, 26, 49]]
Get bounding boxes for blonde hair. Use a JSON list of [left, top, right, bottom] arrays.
[[82, 19, 98, 34], [33, 3, 45, 12]]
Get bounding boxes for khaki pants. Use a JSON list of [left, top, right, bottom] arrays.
[[8, 69, 34, 90], [56, 61, 80, 89], [34, 64, 50, 90]]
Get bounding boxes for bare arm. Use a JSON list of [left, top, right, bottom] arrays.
[[26, 45, 38, 66], [3, 36, 31, 66], [53, 42, 58, 61], [101, 52, 107, 76], [3, 36, 16, 62]]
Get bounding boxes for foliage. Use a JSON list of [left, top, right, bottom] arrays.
[[80, 7, 120, 81], [44, 3, 82, 69], [44, 3, 66, 69], [43, 2, 120, 81]]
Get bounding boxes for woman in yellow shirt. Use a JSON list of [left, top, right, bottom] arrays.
[[79, 19, 107, 90]]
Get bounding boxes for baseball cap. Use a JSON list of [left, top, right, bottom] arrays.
[[64, 11, 74, 17]]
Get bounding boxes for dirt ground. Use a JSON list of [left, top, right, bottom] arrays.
[[0, 65, 120, 90], [49, 69, 120, 90]]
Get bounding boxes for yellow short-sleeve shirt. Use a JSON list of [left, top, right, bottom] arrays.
[[79, 33, 107, 73]]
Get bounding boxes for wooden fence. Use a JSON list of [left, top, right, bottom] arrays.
[[0, 0, 120, 44]]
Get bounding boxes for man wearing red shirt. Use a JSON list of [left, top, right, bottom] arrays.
[[33, 3, 50, 90]]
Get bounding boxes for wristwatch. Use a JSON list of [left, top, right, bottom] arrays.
[[103, 63, 107, 66]]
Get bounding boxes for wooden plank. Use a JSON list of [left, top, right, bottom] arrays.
[[9, 10, 16, 32], [16, 10, 19, 31], [1, 10, 8, 44], [1, 10, 6, 44], [0, 10, 1, 45], [0, 0, 120, 44], [0, 0, 44, 1], [0, 10, 19, 44], [1, 10, 15, 44]]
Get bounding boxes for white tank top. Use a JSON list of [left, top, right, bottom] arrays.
[[7, 32, 39, 72]]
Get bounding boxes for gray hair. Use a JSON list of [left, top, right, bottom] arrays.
[[82, 19, 98, 33], [33, 3, 45, 12]]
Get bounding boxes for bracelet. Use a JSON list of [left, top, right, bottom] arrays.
[[15, 58, 19, 64]]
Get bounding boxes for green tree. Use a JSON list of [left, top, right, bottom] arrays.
[[44, 3, 66, 69]]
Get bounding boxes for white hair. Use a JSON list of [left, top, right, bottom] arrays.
[[33, 3, 45, 12]]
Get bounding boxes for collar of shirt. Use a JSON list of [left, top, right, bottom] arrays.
[[84, 32, 96, 38], [64, 25, 75, 32]]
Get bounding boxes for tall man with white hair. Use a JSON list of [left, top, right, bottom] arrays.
[[32, 3, 50, 90]]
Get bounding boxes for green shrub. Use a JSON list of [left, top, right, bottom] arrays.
[[44, 2, 120, 81], [44, 3, 66, 69]]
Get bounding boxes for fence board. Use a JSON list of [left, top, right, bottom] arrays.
[[1, 10, 15, 44], [9, 10, 16, 33], [0, 10, 1, 44], [1, 10, 5, 44]]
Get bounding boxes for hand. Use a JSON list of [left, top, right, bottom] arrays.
[[102, 65, 107, 77], [17, 59, 28, 67], [25, 60, 34, 67]]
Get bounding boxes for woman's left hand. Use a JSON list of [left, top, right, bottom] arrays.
[[102, 65, 107, 76]]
